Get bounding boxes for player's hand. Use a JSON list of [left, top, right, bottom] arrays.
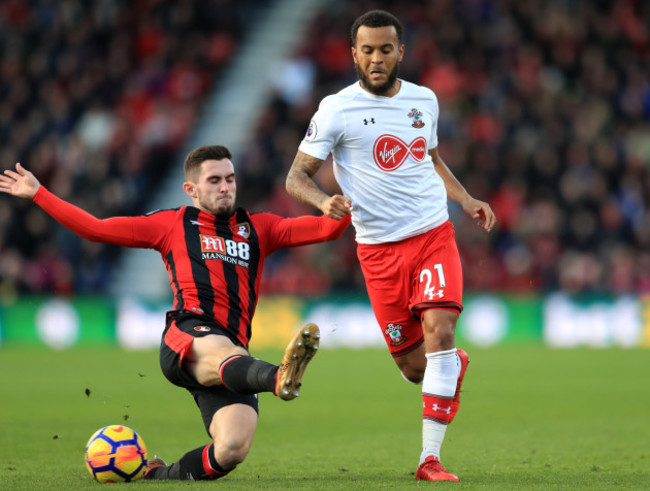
[[0, 163, 41, 199], [320, 194, 352, 220], [462, 196, 496, 232]]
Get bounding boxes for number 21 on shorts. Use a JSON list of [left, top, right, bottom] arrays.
[[419, 264, 445, 300]]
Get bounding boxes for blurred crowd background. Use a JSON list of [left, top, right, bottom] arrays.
[[1, 0, 649, 299], [0, 0, 261, 296]]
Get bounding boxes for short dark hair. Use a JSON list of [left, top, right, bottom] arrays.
[[350, 10, 403, 47], [184, 145, 232, 180]]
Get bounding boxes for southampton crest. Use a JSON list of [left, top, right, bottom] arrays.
[[408, 108, 425, 128], [384, 323, 407, 346]]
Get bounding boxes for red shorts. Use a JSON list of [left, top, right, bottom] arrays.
[[357, 221, 463, 357]]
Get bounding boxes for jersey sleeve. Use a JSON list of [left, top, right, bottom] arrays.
[[253, 212, 350, 255], [298, 95, 345, 160], [428, 89, 440, 150], [32, 186, 170, 250]]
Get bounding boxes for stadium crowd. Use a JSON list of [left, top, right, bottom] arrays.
[[0, 0, 262, 297], [0, 0, 648, 298]]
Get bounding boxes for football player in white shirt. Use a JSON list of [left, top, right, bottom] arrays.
[[286, 9, 496, 482]]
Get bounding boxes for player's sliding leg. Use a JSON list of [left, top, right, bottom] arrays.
[[147, 325, 320, 481], [218, 323, 320, 400], [218, 354, 279, 394], [145, 401, 258, 480], [143, 443, 231, 480]]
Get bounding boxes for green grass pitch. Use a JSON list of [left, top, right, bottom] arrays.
[[0, 346, 648, 489]]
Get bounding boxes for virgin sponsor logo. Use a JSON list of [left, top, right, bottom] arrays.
[[372, 134, 427, 171]]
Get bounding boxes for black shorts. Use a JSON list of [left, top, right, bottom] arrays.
[[159, 310, 259, 434]]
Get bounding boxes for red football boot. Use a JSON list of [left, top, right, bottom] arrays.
[[415, 456, 459, 481]]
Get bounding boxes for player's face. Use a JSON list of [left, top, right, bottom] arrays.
[[352, 25, 404, 96], [188, 159, 236, 216]]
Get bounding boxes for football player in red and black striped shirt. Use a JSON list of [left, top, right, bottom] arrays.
[[0, 144, 351, 481]]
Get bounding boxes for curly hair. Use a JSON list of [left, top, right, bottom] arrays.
[[350, 10, 403, 46]]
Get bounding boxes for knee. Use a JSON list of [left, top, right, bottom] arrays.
[[221, 448, 247, 468], [432, 327, 455, 348], [422, 314, 457, 351], [211, 433, 252, 468]]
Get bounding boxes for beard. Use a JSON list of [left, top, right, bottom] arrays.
[[213, 204, 234, 217], [356, 62, 400, 95], [199, 195, 235, 217], [214, 199, 235, 216]]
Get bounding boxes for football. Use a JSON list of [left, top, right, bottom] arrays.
[[84, 425, 148, 483]]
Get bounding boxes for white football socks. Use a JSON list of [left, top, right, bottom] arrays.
[[420, 348, 460, 464]]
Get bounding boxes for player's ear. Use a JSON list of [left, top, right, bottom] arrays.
[[183, 182, 197, 199], [398, 44, 405, 62], [351, 46, 358, 64]]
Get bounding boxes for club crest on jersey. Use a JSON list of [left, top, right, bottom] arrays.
[[232, 222, 250, 239], [373, 134, 427, 171], [408, 108, 425, 128], [194, 325, 211, 332], [384, 323, 407, 346]]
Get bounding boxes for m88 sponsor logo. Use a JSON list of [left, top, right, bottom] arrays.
[[200, 234, 250, 266]]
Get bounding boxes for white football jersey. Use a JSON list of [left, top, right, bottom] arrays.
[[299, 80, 449, 244]]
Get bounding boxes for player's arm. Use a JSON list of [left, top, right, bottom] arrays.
[[429, 147, 496, 232], [281, 213, 351, 246], [0, 162, 161, 247], [256, 212, 351, 253], [286, 150, 351, 220]]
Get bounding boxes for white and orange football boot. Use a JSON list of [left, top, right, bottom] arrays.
[[275, 323, 320, 400]]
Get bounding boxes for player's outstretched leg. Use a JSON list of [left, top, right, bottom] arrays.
[[275, 323, 320, 400]]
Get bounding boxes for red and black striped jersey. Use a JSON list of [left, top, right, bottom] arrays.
[[32, 186, 350, 348]]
